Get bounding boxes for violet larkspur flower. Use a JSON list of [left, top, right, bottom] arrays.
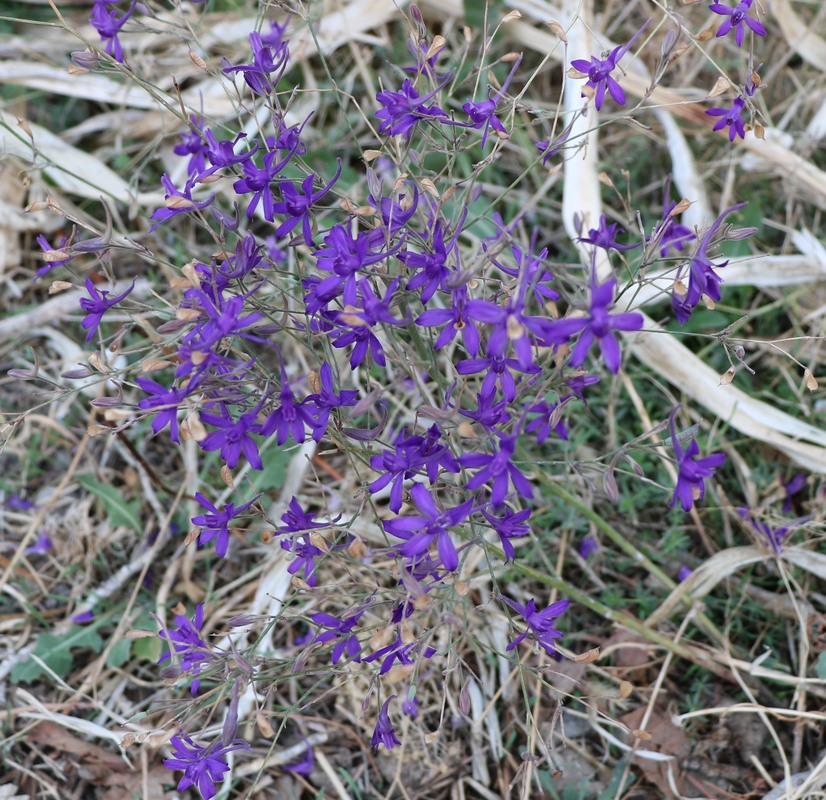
[[542, 270, 643, 374], [460, 435, 533, 507], [668, 406, 726, 512], [271, 161, 342, 247], [304, 361, 359, 442], [462, 54, 522, 148], [384, 482, 474, 572], [372, 696, 401, 751], [79, 277, 135, 341], [482, 505, 531, 562], [738, 508, 805, 554], [149, 173, 215, 230], [310, 607, 366, 664], [136, 377, 194, 444], [375, 78, 451, 138], [199, 404, 263, 470], [191, 492, 260, 559], [280, 535, 325, 587], [671, 202, 749, 323], [35, 232, 75, 280], [570, 20, 650, 111], [499, 595, 570, 656], [652, 177, 696, 258], [157, 604, 216, 695], [578, 215, 640, 252], [163, 732, 250, 800], [364, 632, 437, 675], [276, 497, 328, 534], [90, 0, 137, 63], [709, 0, 767, 48], [222, 30, 289, 97], [705, 95, 747, 141]]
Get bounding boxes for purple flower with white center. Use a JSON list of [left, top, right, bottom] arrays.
[[136, 377, 194, 444], [150, 174, 215, 230], [90, 0, 137, 63], [79, 277, 135, 341], [191, 492, 260, 559], [304, 362, 359, 442], [163, 732, 250, 800], [461, 435, 533, 507], [415, 286, 487, 357], [672, 202, 748, 323], [157, 604, 216, 695], [542, 270, 643, 374], [276, 497, 328, 535], [668, 406, 726, 512], [375, 78, 451, 138], [482, 505, 531, 562], [458, 389, 511, 433], [499, 595, 569, 656], [271, 161, 342, 246], [709, 0, 767, 48], [705, 96, 747, 141], [570, 21, 650, 110], [222, 31, 289, 97], [310, 607, 366, 664], [372, 696, 401, 751], [455, 353, 540, 403], [232, 145, 295, 221], [462, 54, 522, 147], [364, 632, 437, 675], [281, 535, 325, 586], [384, 483, 473, 572], [578, 215, 640, 252], [199, 404, 263, 470]]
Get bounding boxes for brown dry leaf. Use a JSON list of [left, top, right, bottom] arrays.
[[100, 767, 169, 800], [805, 369, 818, 391], [26, 722, 130, 786], [621, 707, 690, 798]]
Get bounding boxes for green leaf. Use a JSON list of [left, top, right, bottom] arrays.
[[77, 474, 142, 532], [134, 634, 162, 663], [11, 625, 104, 683], [248, 444, 293, 492], [106, 636, 132, 668]]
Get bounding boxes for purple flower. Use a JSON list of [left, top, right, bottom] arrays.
[[232, 145, 295, 221], [304, 362, 359, 442], [375, 78, 451, 138], [364, 632, 436, 675], [577, 535, 599, 560], [652, 178, 696, 258], [462, 55, 522, 147], [384, 483, 474, 572], [455, 353, 540, 403], [310, 607, 366, 664], [372, 696, 401, 750], [578, 215, 640, 252], [677, 564, 693, 581], [709, 0, 767, 47], [259, 366, 317, 446], [79, 277, 135, 341], [500, 595, 569, 656], [163, 732, 250, 800], [782, 473, 807, 514], [90, 0, 137, 63], [271, 161, 342, 247], [482, 505, 531, 562], [157, 604, 216, 695], [672, 203, 748, 323], [191, 493, 260, 559], [281, 535, 325, 587], [525, 397, 571, 443], [35, 232, 75, 280], [222, 31, 289, 96], [26, 533, 53, 555], [149, 173, 215, 230], [668, 406, 726, 512], [400, 210, 466, 304], [199, 404, 263, 470], [739, 508, 804, 554], [136, 377, 193, 444], [570, 21, 650, 110], [415, 287, 487, 357], [460, 435, 533, 507], [6, 493, 36, 511], [543, 270, 643, 374], [174, 115, 209, 177], [705, 96, 747, 141], [276, 497, 328, 535], [200, 129, 259, 179], [458, 389, 511, 433], [282, 741, 313, 776]]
